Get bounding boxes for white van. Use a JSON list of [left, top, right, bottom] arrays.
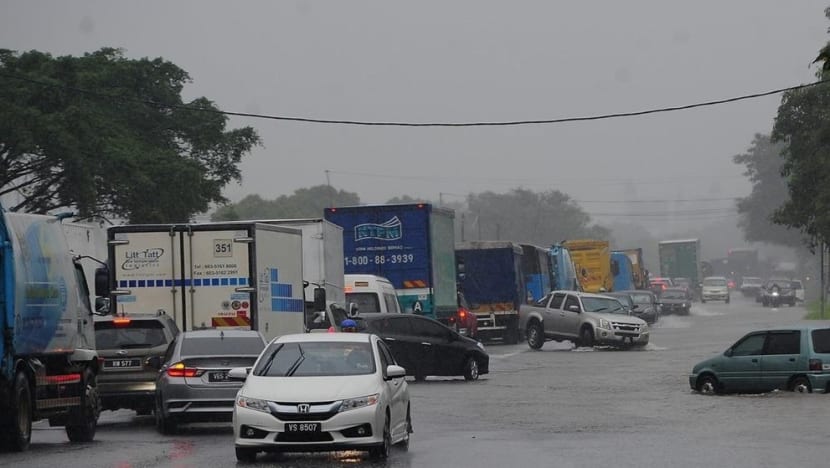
[[344, 274, 402, 314]]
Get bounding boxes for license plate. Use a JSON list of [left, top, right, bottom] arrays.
[[208, 371, 230, 382], [285, 423, 320, 433], [104, 359, 141, 369]]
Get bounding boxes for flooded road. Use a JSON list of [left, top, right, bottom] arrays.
[[3, 297, 829, 467]]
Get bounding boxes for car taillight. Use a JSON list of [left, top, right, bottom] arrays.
[[166, 362, 203, 378], [809, 359, 823, 371], [458, 308, 468, 320], [661, 284, 667, 290]]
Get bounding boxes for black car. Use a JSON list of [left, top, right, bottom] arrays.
[[760, 279, 797, 307], [356, 313, 489, 381], [94, 312, 180, 415], [607, 290, 660, 324], [658, 287, 692, 315]]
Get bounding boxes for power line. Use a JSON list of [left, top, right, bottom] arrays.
[[1, 71, 827, 127], [576, 197, 739, 204]]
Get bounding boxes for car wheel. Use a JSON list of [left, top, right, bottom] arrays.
[[235, 446, 258, 463], [155, 395, 177, 435], [526, 322, 544, 350], [399, 406, 412, 451], [370, 414, 391, 459], [463, 356, 480, 381], [791, 376, 812, 394], [579, 326, 594, 348], [697, 374, 719, 395]]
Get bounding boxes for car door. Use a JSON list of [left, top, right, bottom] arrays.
[[559, 294, 583, 338], [409, 316, 456, 376], [718, 333, 766, 392], [372, 316, 416, 375], [377, 339, 407, 437], [543, 293, 566, 336], [759, 330, 803, 391]]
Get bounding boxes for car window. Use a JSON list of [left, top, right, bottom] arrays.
[[534, 293, 552, 307], [550, 293, 566, 309], [564, 295, 580, 312], [95, 320, 168, 349], [370, 316, 411, 335], [764, 331, 801, 355], [377, 340, 397, 366], [383, 293, 400, 313], [253, 341, 376, 377], [411, 317, 449, 339], [791, 281, 802, 290], [661, 290, 686, 299], [704, 278, 727, 287], [731, 334, 766, 356], [811, 329, 830, 353], [346, 292, 381, 313], [630, 293, 653, 304], [180, 336, 264, 356]]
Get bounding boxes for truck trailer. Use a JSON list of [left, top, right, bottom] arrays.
[[658, 239, 702, 293], [563, 239, 613, 293]]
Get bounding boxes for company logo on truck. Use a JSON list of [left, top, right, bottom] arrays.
[[354, 217, 402, 242], [122, 248, 165, 271]]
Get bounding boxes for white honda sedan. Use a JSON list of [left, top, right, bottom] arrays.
[[230, 333, 411, 462]]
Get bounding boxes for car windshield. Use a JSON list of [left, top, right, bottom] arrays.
[[95, 320, 167, 349], [582, 297, 627, 314], [661, 290, 686, 299], [630, 293, 653, 304], [765, 280, 790, 289], [743, 277, 762, 285], [791, 281, 803, 289], [181, 336, 264, 356], [607, 295, 633, 307], [253, 341, 376, 377], [674, 278, 690, 286], [812, 329, 830, 354], [703, 278, 727, 287], [346, 292, 381, 313]]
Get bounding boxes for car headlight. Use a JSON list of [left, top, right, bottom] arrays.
[[598, 318, 611, 330], [772, 292, 779, 297], [339, 394, 379, 413], [237, 396, 271, 413], [477, 341, 485, 351]]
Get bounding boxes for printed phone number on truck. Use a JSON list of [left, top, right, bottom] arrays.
[[345, 254, 416, 266]]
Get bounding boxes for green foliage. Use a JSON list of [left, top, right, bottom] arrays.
[[732, 134, 803, 247], [211, 185, 361, 221], [804, 300, 830, 320], [461, 188, 610, 246], [386, 195, 426, 204], [0, 48, 259, 222]]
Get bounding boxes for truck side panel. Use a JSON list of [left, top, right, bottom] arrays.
[[252, 226, 305, 342], [456, 248, 522, 314], [564, 240, 612, 293], [428, 210, 457, 318], [658, 240, 701, 285], [6, 214, 85, 355], [322, 221, 346, 304]]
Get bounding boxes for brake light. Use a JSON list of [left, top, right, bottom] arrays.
[[166, 362, 202, 378], [42, 373, 82, 384], [458, 308, 468, 320], [328, 326, 335, 333], [809, 359, 823, 371], [661, 284, 667, 290], [113, 317, 131, 327]]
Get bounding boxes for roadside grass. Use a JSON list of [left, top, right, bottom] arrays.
[[804, 300, 830, 320]]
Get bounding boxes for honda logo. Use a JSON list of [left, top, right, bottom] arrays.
[[297, 404, 310, 414]]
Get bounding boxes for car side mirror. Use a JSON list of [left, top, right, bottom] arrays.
[[567, 305, 580, 313], [724, 349, 733, 357], [94, 267, 110, 298], [312, 287, 326, 312], [228, 367, 249, 381], [385, 365, 406, 380], [632, 304, 639, 310], [94, 297, 110, 314], [349, 302, 359, 317], [145, 356, 163, 370]]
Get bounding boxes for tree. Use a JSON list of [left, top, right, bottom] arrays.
[[386, 195, 426, 204], [211, 185, 360, 221], [0, 48, 260, 222], [461, 188, 610, 245], [733, 134, 803, 247]]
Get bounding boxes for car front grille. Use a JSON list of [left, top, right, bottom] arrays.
[[611, 322, 641, 333], [269, 401, 340, 421]]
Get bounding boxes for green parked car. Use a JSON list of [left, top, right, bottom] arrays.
[[689, 326, 830, 395]]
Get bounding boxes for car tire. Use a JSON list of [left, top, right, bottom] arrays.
[[697, 374, 720, 395], [526, 322, 545, 350], [790, 376, 812, 394], [235, 447, 258, 463], [579, 326, 594, 348], [155, 395, 177, 435], [725, 297, 730, 304], [399, 406, 412, 451], [463, 356, 480, 381], [370, 414, 391, 459], [65, 369, 99, 443], [0, 371, 32, 452]]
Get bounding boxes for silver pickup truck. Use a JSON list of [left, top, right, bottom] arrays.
[[519, 291, 649, 349]]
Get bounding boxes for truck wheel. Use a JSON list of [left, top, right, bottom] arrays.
[[527, 322, 545, 350], [579, 326, 594, 348], [1, 371, 32, 452], [66, 369, 99, 443], [463, 356, 480, 381], [504, 321, 519, 345]]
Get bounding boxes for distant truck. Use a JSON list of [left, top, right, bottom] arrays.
[[615, 248, 648, 290], [325, 203, 457, 323], [563, 239, 613, 293], [97, 222, 308, 342], [727, 247, 759, 282], [455, 241, 525, 343], [658, 239, 701, 293], [549, 243, 581, 291], [611, 252, 635, 291], [520, 244, 553, 302], [1, 212, 101, 451]]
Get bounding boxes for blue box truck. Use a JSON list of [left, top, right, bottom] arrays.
[[324, 203, 457, 323]]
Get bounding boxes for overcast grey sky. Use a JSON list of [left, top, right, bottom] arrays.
[[1, 1, 827, 228]]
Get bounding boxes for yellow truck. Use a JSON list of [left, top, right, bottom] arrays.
[[563, 239, 613, 293]]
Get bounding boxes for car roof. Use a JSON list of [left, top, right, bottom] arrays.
[[663, 287, 687, 291], [549, 291, 616, 299], [275, 332, 373, 344], [703, 276, 727, 280], [181, 329, 263, 339], [746, 325, 830, 333]]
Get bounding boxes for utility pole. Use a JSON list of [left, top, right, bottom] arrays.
[[461, 213, 465, 241], [439, 192, 444, 207], [822, 242, 826, 319], [325, 170, 333, 208]]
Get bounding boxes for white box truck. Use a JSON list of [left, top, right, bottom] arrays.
[[96, 222, 306, 341]]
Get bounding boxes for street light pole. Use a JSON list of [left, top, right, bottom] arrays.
[[821, 242, 825, 320]]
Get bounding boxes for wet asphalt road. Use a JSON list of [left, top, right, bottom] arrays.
[[4, 296, 830, 468]]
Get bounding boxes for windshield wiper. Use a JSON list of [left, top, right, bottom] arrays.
[[286, 344, 306, 377], [257, 344, 283, 376]]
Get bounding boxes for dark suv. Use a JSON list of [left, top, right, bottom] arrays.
[[94, 312, 180, 415]]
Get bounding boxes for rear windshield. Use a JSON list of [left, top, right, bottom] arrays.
[[95, 320, 168, 349], [181, 336, 264, 356], [703, 278, 727, 287], [346, 292, 381, 313], [791, 281, 803, 289], [812, 329, 830, 353], [253, 341, 376, 377], [630, 293, 653, 304], [662, 290, 686, 299]]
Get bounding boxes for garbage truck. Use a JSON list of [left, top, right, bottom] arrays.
[[0, 211, 101, 451]]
